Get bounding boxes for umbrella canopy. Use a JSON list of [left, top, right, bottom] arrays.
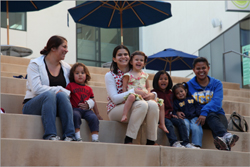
[[1, 1, 61, 44], [146, 48, 198, 75], [68, 0, 172, 44]]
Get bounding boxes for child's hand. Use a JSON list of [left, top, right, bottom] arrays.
[[78, 102, 89, 110], [176, 112, 185, 119], [172, 115, 178, 119], [96, 114, 103, 120]]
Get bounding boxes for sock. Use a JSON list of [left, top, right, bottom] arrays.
[[92, 134, 99, 141], [146, 139, 155, 145], [124, 136, 133, 144], [75, 131, 81, 139]]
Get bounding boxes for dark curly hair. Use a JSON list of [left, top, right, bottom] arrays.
[[69, 62, 91, 84], [172, 82, 189, 100], [152, 70, 173, 91]]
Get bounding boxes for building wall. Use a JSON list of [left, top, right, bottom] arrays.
[[1, 1, 76, 64], [141, 1, 249, 56]]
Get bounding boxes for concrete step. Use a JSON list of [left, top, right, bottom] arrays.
[[2, 93, 250, 120], [2, 138, 249, 166], [1, 55, 30, 66], [1, 138, 160, 166], [1, 113, 249, 153], [1, 77, 248, 99], [1, 62, 241, 90], [224, 95, 250, 103], [1, 93, 109, 121]]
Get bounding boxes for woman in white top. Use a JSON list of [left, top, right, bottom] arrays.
[[22, 35, 76, 141], [105, 45, 159, 145]]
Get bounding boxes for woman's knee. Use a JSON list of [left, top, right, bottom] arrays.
[[56, 91, 69, 101], [43, 90, 56, 101], [131, 100, 148, 114], [147, 100, 159, 113]]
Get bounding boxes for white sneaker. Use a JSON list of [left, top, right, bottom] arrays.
[[185, 143, 200, 149], [172, 141, 185, 148]]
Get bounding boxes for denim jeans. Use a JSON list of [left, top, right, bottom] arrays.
[[22, 91, 75, 140], [203, 112, 228, 138], [165, 117, 189, 146], [73, 108, 99, 132], [184, 117, 203, 147]]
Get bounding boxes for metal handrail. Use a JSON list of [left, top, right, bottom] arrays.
[[223, 50, 250, 81]]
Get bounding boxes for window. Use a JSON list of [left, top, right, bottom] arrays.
[[76, 1, 139, 67], [1, 12, 26, 31]]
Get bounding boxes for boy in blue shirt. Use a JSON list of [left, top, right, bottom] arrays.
[[187, 57, 239, 151]]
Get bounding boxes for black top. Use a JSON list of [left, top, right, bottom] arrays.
[[44, 59, 66, 88]]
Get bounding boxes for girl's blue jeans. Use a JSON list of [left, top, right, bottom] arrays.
[[22, 91, 76, 140], [164, 117, 189, 146], [184, 117, 203, 147]]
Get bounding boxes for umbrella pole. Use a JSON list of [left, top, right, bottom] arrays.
[[6, 1, 10, 45], [120, 10, 123, 45]]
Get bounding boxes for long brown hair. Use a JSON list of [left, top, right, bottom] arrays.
[[110, 45, 131, 74]]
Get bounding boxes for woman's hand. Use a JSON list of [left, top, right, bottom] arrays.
[[176, 112, 185, 119], [78, 102, 89, 110], [143, 93, 155, 101], [134, 88, 148, 97], [56, 90, 63, 94], [195, 115, 206, 126]]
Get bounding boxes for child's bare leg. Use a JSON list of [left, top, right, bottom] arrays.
[[121, 94, 136, 122], [158, 104, 169, 133]]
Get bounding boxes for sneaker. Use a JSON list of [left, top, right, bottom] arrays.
[[185, 143, 200, 149], [92, 139, 100, 142], [76, 138, 83, 142], [224, 133, 239, 149], [64, 137, 75, 142], [214, 136, 229, 151], [48, 136, 60, 141], [172, 141, 185, 148]]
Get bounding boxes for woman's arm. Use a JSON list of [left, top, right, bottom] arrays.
[[105, 72, 134, 104], [27, 62, 70, 95]]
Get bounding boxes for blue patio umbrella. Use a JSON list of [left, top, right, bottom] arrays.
[[68, 1, 172, 44], [146, 48, 198, 75], [1, 1, 61, 44]]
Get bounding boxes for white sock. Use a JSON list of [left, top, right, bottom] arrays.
[[92, 134, 99, 141], [75, 131, 81, 139]]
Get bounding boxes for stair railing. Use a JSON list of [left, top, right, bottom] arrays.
[[223, 50, 250, 82]]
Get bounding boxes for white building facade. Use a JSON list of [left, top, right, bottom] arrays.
[[1, 1, 249, 88]]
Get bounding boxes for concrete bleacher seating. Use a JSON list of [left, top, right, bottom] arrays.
[[1, 55, 250, 166]]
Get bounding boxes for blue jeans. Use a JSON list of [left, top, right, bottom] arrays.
[[22, 91, 76, 140], [73, 108, 99, 132], [165, 118, 189, 146], [184, 117, 203, 147], [203, 112, 228, 138]]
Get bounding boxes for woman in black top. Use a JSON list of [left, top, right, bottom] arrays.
[[22, 35, 76, 141]]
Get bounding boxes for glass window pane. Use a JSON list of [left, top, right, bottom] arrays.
[[75, 1, 139, 67], [1, 12, 26, 31]]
